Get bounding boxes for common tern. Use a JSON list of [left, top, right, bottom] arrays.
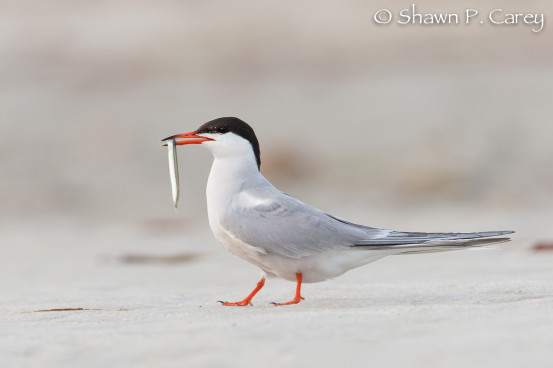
[[162, 117, 513, 306]]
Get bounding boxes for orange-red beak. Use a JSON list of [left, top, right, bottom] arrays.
[[161, 131, 214, 146]]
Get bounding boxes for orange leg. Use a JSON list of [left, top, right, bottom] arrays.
[[272, 273, 305, 306], [218, 277, 265, 306]]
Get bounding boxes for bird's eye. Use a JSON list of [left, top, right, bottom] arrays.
[[217, 126, 229, 134]]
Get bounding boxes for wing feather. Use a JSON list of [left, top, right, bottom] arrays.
[[218, 186, 514, 258], [219, 188, 387, 258]]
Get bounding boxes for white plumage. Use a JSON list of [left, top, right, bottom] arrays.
[[162, 117, 513, 306]]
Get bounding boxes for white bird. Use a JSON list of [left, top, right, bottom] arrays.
[[162, 117, 513, 306]]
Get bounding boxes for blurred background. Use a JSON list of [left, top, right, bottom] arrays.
[[1, 0, 551, 239], [2, 1, 552, 367]]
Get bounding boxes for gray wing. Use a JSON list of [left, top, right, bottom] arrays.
[[221, 187, 389, 258], [221, 187, 514, 258]]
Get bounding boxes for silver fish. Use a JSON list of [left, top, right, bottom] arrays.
[[167, 139, 179, 209]]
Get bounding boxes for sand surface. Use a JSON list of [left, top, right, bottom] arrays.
[[2, 217, 552, 368]]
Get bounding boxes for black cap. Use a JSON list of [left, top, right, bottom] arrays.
[[196, 117, 261, 169]]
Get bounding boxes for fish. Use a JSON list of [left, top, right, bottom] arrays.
[[167, 139, 179, 209]]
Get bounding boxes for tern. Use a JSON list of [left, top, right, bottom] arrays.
[[162, 117, 513, 306]]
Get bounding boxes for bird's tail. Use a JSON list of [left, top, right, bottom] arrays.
[[354, 230, 513, 255]]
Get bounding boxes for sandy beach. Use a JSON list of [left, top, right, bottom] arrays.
[[2, 213, 552, 368]]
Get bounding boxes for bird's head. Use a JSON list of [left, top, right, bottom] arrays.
[[161, 117, 261, 169]]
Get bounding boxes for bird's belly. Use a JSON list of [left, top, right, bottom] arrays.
[[210, 222, 269, 268], [211, 223, 389, 282], [207, 208, 391, 283], [208, 219, 301, 280], [262, 249, 389, 283]]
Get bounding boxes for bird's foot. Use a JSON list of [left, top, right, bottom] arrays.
[[270, 296, 305, 306], [217, 277, 265, 307], [218, 300, 253, 307], [270, 273, 305, 306]]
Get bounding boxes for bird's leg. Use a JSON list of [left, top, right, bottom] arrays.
[[271, 273, 305, 306], [218, 277, 265, 306]]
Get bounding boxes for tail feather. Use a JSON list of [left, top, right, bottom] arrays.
[[354, 230, 513, 254]]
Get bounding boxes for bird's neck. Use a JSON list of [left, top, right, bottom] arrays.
[[206, 155, 263, 203]]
